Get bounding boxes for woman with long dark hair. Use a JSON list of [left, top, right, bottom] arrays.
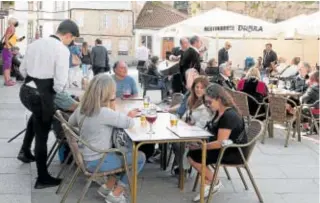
[[188, 83, 247, 201]]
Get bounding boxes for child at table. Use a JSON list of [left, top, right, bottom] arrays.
[[68, 74, 146, 203]]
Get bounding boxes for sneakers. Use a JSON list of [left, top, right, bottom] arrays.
[[98, 184, 113, 198], [192, 180, 223, 202], [105, 192, 127, 203]]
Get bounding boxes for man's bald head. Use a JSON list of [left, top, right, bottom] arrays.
[[113, 60, 128, 79]]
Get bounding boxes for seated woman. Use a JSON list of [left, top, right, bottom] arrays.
[[168, 68, 200, 117], [205, 58, 218, 76], [171, 76, 213, 174], [188, 83, 247, 201], [68, 74, 146, 203], [237, 67, 268, 120], [147, 56, 171, 96]]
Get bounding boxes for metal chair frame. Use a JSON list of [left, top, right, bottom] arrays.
[[59, 123, 131, 203], [192, 119, 265, 203]]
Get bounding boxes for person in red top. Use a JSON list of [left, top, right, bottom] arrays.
[[2, 17, 25, 86]]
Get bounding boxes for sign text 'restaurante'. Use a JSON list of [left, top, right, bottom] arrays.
[[204, 25, 263, 32]]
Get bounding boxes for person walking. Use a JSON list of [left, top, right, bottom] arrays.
[[91, 38, 110, 75], [18, 19, 79, 189], [1, 17, 25, 86]]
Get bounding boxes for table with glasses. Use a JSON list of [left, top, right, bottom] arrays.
[[117, 98, 211, 203]]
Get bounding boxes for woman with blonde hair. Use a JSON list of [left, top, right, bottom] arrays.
[[68, 74, 146, 203], [1, 17, 25, 86], [237, 67, 268, 120]]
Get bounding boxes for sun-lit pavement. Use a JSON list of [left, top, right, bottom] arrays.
[[0, 68, 319, 203]]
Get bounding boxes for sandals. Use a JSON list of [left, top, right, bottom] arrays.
[[4, 80, 16, 86]]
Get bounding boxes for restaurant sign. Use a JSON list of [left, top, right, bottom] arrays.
[[204, 25, 263, 32]]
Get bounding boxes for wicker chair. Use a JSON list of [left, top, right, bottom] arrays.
[[192, 119, 265, 203], [140, 72, 166, 100], [300, 100, 320, 135], [261, 95, 298, 147], [59, 123, 131, 203]]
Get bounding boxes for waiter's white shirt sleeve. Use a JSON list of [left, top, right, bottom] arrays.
[[54, 46, 70, 93]]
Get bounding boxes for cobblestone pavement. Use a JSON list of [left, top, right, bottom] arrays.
[[0, 68, 319, 203]]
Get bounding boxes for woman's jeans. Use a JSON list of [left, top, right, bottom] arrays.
[[86, 151, 146, 186]]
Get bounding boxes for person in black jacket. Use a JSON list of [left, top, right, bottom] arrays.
[[170, 38, 189, 93], [218, 41, 231, 66], [211, 62, 236, 90], [300, 71, 319, 106], [262, 43, 277, 70], [147, 56, 170, 96], [180, 36, 201, 87], [290, 62, 311, 93]]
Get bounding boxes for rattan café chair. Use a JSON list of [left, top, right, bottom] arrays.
[[192, 119, 265, 203], [59, 123, 131, 203], [261, 95, 298, 147]]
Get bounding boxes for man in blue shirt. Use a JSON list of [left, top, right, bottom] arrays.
[[112, 61, 138, 98]]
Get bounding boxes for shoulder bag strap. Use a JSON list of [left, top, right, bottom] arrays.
[[78, 115, 86, 134]]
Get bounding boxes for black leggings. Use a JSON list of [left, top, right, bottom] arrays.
[[19, 84, 54, 179]]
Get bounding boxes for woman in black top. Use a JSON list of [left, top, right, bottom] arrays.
[[188, 83, 247, 201], [81, 42, 91, 65]]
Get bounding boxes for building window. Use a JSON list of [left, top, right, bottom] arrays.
[[54, 1, 64, 11], [38, 1, 43, 10], [141, 35, 152, 51], [118, 39, 129, 56], [28, 1, 34, 11], [39, 25, 43, 38], [27, 21, 34, 43], [103, 39, 112, 54], [117, 14, 129, 29], [105, 14, 111, 28]]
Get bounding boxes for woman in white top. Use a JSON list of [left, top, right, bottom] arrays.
[[183, 76, 213, 127]]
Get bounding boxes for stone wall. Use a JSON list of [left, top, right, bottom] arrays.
[[189, 1, 319, 22]]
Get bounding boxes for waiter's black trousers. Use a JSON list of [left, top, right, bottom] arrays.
[[19, 82, 54, 179]]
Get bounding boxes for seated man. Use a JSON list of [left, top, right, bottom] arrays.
[[290, 61, 311, 93], [147, 56, 171, 96], [112, 61, 138, 98], [17, 92, 79, 163], [300, 70, 319, 107], [211, 62, 236, 90], [205, 58, 218, 76]]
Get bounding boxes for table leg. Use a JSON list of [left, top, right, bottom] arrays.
[[131, 142, 138, 203], [297, 107, 301, 142], [268, 119, 274, 138], [200, 140, 207, 203], [161, 143, 168, 171], [178, 142, 185, 191]]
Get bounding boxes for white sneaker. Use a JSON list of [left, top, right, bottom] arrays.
[[192, 180, 223, 202], [105, 192, 127, 203]]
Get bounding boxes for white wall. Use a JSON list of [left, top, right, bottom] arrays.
[[69, 1, 132, 10]]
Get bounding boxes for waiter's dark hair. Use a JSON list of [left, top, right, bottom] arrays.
[[57, 19, 80, 37], [113, 61, 120, 70], [189, 36, 199, 46]]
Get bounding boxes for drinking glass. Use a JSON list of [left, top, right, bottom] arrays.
[[170, 114, 178, 127], [122, 86, 131, 99], [143, 96, 150, 109], [140, 108, 146, 124], [146, 105, 158, 134]]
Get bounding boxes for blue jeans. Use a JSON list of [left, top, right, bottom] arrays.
[[86, 151, 146, 185]]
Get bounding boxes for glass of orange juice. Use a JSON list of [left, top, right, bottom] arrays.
[[170, 114, 178, 127]]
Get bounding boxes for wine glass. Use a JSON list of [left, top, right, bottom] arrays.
[[122, 85, 131, 99], [146, 105, 158, 134]]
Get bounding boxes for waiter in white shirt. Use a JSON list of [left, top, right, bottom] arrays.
[[18, 20, 79, 189], [135, 40, 149, 83]]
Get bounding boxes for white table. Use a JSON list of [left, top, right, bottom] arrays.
[[124, 112, 211, 203]]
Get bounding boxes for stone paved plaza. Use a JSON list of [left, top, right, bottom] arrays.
[[0, 68, 319, 203]]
